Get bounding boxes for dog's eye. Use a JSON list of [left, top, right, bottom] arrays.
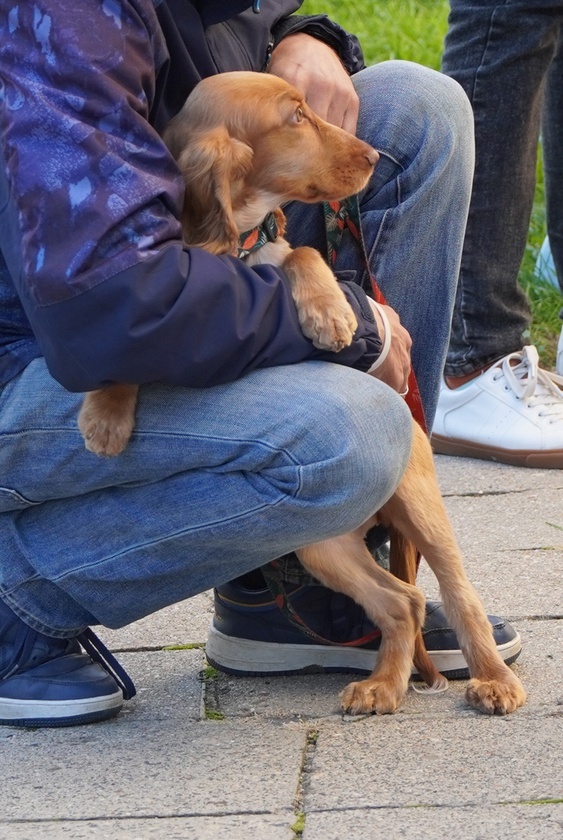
[[294, 107, 304, 123]]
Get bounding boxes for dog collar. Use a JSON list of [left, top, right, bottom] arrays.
[[237, 212, 279, 259]]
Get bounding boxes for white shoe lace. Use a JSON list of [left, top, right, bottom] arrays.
[[495, 346, 563, 420]]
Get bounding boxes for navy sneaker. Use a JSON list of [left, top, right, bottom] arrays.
[[206, 572, 522, 679], [0, 598, 135, 728]]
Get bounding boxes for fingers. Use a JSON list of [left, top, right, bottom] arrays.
[[267, 33, 359, 134], [368, 302, 412, 394], [302, 71, 359, 134]]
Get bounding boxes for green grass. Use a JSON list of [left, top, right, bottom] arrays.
[[301, 0, 562, 367], [302, 0, 450, 68], [290, 812, 306, 836], [199, 664, 226, 720]]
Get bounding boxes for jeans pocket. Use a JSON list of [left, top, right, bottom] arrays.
[[0, 486, 40, 512]]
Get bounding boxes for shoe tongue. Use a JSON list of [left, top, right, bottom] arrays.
[[26, 637, 80, 670], [503, 347, 539, 399], [0, 630, 77, 680], [503, 347, 563, 412]]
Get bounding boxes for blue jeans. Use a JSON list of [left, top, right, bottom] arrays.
[[0, 61, 473, 637], [442, 0, 563, 376]]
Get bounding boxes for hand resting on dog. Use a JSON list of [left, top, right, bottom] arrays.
[[267, 32, 360, 135], [367, 300, 412, 394]]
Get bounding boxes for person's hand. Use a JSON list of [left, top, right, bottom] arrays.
[[367, 300, 412, 395], [267, 33, 359, 134]]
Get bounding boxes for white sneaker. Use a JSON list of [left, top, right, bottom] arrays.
[[431, 345, 563, 468]]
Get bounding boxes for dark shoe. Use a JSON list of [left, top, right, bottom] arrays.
[[206, 574, 522, 679], [0, 598, 135, 728]]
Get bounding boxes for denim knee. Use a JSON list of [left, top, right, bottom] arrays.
[[354, 60, 474, 167], [0, 362, 415, 634], [295, 365, 413, 533]]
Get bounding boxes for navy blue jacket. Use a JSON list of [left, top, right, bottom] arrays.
[[0, 0, 380, 392]]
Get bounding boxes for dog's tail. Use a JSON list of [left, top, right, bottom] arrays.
[[388, 527, 447, 691]]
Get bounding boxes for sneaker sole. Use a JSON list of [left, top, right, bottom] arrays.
[[205, 626, 522, 679], [431, 433, 563, 469], [0, 690, 123, 728]]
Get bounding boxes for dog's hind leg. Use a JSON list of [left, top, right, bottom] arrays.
[[297, 532, 426, 715], [388, 526, 447, 691], [378, 421, 526, 715]]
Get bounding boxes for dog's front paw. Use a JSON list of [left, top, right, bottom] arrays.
[[78, 412, 133, 457], [299, 299, 358, 352], [341, 677, 406, 716], [465, 670, 526, 715]]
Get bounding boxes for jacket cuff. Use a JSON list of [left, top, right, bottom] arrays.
[[339, 281, 384, 372], [270, 14, 365, 75]]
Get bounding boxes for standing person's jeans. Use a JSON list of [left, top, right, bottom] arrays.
[[543, 19, 563, 288], [0, 61, 474, 638], [442, 0, 563, 377]]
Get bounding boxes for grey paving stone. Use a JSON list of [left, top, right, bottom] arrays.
[[441, 488, 563, 556], [307, 715, 563, 810], [96, 591, 215, 652], [0, 650, 305, 822], [212, 670, 344, 722], [434, 454, 563, 496], [516, 619, 563, 708], [433, 458, 563, 614], [304, 804, 563, 840], [1, 814, 293, 840], [415, 546, 562, 618], [414, 481, 563, 616], [104, 648, 206, 721], [1, 716, 304, 822], [215, 666, 495, 723]]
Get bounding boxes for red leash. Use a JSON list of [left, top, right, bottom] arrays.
[[324, 196, 427, 433]]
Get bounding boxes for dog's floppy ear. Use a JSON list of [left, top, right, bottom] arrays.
[[175, 126, 253, 255]]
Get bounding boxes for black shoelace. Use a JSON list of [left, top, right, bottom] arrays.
[[78, 628, 136, 700]]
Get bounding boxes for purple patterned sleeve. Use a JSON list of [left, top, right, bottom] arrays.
[[0, 0, 381, 391], [1, 0, 182, 303]]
